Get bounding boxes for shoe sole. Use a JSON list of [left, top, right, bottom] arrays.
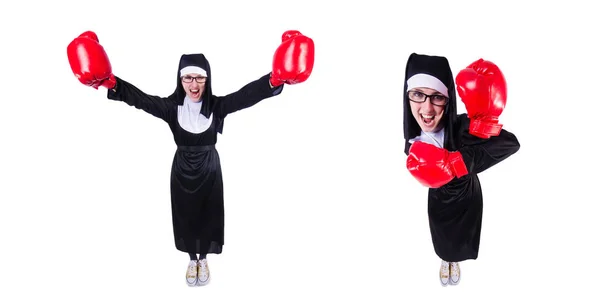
[[187, 278, 199, 287], [196, 273, 210, 286], [449, 276, 460, 285]]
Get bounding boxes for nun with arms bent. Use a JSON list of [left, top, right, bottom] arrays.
[[402, 53, 520, 286]]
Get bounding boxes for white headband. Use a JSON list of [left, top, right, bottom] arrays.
[[406, 73, 448, 97], [180, 66, 208, 77]]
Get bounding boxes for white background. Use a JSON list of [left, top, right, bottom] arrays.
[[1, 0, 598, 307]]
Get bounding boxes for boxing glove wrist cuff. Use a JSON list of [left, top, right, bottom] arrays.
[[448, 151, 468, 178], [101, 75, 117, 90], [269, 73, 284, 87], [469, 118, 503, 139]]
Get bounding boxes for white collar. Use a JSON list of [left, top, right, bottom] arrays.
[[409, 128, 445, 148], [178, 97, 212, 134]]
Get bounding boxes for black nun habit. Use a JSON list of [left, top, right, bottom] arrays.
[[107, 53, 283, 255], [403, 53, 520, 262]]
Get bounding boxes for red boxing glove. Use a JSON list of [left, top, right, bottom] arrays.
[[270, 30, 315, 87], [67, 31, 116, 90], [406, 141, 468, 188], [455, 59, 507, 138]]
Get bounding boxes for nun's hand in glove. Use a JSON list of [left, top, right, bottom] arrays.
[[269, 30, 315, 87], [406, 141, 468, 189], [456, 59, 507, 139], [67, 31, 116, 90]]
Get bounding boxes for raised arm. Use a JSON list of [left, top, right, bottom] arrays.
[[214, 73, 283, 116], [458, 125, 520, 175], [67, 31, 174, 122], [107, 76, 174, 121], [214, 30, 315, 117], [453, 57, 520, 174]]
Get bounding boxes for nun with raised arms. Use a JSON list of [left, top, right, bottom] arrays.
[[67, 30, 315, 287], [403, 53, 520, 286]]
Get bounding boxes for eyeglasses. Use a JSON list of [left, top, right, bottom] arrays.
[[181, 76, 207, 84], [408, 90, 448, 106]]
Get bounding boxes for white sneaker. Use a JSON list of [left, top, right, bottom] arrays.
[[449, 262, 460, 285], [186, 260, 198, 287], [196, 258, 210, 286], [439, 261, 450, 286]]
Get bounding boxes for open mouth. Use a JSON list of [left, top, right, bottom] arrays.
[[190, 89, 200, 98], [420, 114, 435, 126]]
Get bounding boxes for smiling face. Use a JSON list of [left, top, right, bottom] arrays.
[[181, 74, 207, 103], [408, 87, 447, 132]]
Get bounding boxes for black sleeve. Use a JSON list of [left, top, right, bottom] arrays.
[[457, 117, 520, 175], [107, 76, 174, 122], [214, 73, 283, 117]]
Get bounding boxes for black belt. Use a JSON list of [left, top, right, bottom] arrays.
[[177, 145, 216, 152]]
